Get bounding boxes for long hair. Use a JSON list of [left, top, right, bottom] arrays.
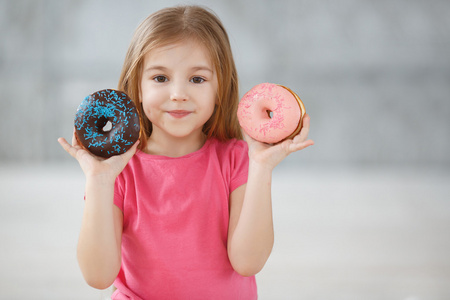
[[117, 5, 242, 150]]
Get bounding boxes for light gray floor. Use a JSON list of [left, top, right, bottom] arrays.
[[0, 162, 449, 299]]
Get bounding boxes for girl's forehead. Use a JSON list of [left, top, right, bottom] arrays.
[[143, 39, 214, 68]]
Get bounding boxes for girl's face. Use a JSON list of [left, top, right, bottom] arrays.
[[140, 39, 218, 144]]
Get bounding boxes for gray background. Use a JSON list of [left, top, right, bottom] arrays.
[[1, 0, 449, 165], [1, 0, 449, 299]]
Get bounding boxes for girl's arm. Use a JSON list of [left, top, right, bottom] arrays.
[[58, 132, 138, 289], [76, 176, 123, 289], [227, 114, 314, 277]]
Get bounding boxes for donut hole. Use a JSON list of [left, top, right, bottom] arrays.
[[103, 121, 113, 132], [266, 110, 274, 119], [97, 117, 113, 133]]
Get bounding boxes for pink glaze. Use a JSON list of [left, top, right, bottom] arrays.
[[237, 83, 301, 144]]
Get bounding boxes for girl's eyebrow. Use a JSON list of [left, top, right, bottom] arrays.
[[143, 65, 213, 74], [143, 65, 167, 74], [190, 66, 214, 74]]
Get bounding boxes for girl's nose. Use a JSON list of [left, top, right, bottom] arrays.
[[170, 82, 188, 102]]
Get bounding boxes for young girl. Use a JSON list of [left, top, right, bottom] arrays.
[[58, 5, 313, 299]]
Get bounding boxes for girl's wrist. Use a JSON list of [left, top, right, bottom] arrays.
[[248, 158, 275, 174], [85, 173, 117, 186]]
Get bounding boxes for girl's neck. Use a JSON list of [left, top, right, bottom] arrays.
[[145, 130, 207, 158]]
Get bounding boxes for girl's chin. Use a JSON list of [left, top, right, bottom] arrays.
[[150, 126, 204, 141]]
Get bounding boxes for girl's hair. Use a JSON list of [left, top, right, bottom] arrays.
[[118, 5, 242, 150]]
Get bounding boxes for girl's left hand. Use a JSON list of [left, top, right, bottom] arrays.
[[244, 114, 314, 171]]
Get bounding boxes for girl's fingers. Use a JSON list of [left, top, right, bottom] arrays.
[[119, 140, 140, 162], [72, 128, 82, 148], [289, 139, 314, 153], [302, 113, 311, 128], [71, 130, 77, 146], [293, 114, 311, 143], [58, 137, 78, 158], [284, 115, 314, 153]]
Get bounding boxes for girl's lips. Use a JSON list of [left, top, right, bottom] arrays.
[[167, 110, 192, 118]]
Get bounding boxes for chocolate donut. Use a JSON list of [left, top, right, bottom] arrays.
[[74, 89, 140, 158]]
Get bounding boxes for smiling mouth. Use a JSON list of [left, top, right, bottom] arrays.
[[167, 110, 192, 118]]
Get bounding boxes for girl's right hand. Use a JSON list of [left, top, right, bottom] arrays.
[[58, 129, 139, 182]]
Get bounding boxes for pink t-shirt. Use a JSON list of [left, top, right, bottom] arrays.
[[112, 138, 257, 300]]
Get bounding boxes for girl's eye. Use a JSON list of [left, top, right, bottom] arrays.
[[191, 77, 205, 84], [153, 75, 168, 83]]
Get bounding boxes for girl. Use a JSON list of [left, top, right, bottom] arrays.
[[58, 5, 313, 299]]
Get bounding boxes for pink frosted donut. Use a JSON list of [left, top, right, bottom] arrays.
[[237, 83, 305, 144]]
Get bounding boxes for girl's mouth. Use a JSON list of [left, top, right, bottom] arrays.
[[167, 110, 192, 118]]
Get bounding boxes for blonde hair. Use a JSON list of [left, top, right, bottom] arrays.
[[118, 5, 242, 150]]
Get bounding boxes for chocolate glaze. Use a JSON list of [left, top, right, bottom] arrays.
[[74, 89, 140, 158]]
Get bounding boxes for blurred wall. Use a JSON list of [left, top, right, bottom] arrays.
[[1, 0, 449, 166]]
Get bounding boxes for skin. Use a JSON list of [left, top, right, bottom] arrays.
[[58, 39, 314, 289], [139, 40, 218, 157]]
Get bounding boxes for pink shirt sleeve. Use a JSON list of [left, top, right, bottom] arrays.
[[229, 140, 249, 192]]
